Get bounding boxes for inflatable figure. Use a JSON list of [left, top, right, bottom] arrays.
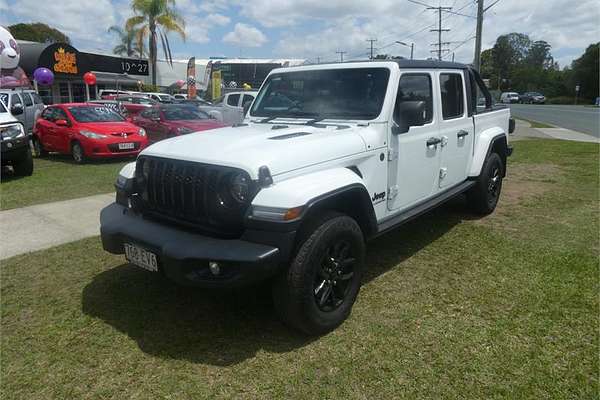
[[0, 26, 30, 88]]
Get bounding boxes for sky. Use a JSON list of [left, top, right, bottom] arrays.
[[0, 0, 598, 68]]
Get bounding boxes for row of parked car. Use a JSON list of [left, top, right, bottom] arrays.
[[500, 91, 546, 104], [0, 88, 259, 174]]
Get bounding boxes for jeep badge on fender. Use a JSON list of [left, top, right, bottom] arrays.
[[100, 60, 513, 335]]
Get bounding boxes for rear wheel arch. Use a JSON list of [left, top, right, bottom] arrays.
[[487, 135, 508, 176]]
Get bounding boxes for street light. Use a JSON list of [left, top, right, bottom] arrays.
[[396, 41, 414, 60]]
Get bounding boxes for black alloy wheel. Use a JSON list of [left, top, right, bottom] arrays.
[[313, 239, 356, 312]]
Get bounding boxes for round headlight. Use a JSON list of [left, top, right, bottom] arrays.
[[229, 172, 250, 203]]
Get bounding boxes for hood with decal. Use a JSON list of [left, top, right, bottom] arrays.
[[140, 122, 368, 177]]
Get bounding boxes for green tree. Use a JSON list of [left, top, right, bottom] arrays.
[[126, 0, 186, 85], [7, 22, 70, 44], [108, 25, 146, 58], [570, 43, 599, 101]]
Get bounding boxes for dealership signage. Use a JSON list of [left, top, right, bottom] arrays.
[[35, 42, 148, 77]]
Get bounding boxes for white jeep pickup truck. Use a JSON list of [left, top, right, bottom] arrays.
[[100, 60, 514, 335]]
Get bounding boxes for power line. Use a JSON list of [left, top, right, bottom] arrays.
[[336, 51, 347, 62], [428, 6, 452, 60], [366, 39, 378, 59]]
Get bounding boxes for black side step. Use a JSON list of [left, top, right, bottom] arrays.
[[375, 180, 476, 237]]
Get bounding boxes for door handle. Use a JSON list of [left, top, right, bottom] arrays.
[[457, 130, 469, 138], [426, 137, 442, 147]]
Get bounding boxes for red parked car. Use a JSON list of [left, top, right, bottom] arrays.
[[131, 104, 227, 143], [33, 103, 148, 163]]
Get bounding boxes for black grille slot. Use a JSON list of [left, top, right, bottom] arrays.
[[135, 156, 254, 237]]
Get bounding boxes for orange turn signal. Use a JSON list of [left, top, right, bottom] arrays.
[[283, 207, 303, 221]]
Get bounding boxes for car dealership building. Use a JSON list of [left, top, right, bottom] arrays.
[[15, 40, 304, 104]]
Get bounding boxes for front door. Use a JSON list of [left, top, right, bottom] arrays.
[[387, 72, 441, 211], [436, 71, 473, 188]]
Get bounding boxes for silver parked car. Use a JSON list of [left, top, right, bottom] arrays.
[[0, 89, 45, 135], [198, 91, 258, 125]]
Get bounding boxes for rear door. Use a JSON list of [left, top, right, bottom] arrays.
[[436, 70, 473, 189], [36, 107, 56, 149], [22, 92, 36, 132], [387, 72, 441, 211]]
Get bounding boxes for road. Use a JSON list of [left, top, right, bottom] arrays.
[[509, 104, 600, 137]]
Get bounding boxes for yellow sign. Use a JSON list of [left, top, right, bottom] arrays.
[[211, 70, 221, 100], [54, 47, 78, 74]]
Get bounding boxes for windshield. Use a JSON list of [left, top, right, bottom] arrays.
[[0, 101, 6, 113], [162, 106, 210, 121], [158, 95, 172, 101], [0, 93, 8, 107], [68, 106, 125, 122], [250, 68, 390, 120]]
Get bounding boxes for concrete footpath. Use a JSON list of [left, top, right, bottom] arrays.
[[0, 193, 113, 260]]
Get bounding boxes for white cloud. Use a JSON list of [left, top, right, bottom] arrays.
[[263, 0, 598, 67], [199, 0, 230, 13], [7, 0, 116, 45], [206, 13, 230, 26], [223, 23, 267, 47]]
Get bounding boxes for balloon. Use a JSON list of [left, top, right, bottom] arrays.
[[33, 67, 54, 85], [83, 72, 97, 86], [175, 79, 185, 87]]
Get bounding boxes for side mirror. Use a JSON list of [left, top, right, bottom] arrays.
[[55, 119, 69, 126], [11, 103, 24, 115], [243, 101, 252, 115], [393, 101, 427, 134]]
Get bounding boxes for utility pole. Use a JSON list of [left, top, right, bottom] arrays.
[[473, 0, 484, 71], [428, 6, 452, 60], [366, 39, 377, 59], [316, 56, 321, 64], [336, 51, 346, 63]]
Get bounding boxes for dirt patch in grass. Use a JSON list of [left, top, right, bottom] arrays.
[[499, 163, 561, 211]]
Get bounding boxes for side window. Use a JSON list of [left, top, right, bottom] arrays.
[[140, 109, 151, 118], [227, 93, 240, 106], [41, 108, 55, 121], [11, 94, 22, 106], [54, 108, 68, 122], [393, 74, 433, 132], [242, 94, 254, 106], [23, 93, 33, 106], [440, 73, 464, 119], [31, 93, 44, 105]]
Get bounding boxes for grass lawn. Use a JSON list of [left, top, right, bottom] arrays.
[[1, 139, 598, 399], [0, 155, 129, 210], [515, 117, 556, 129]]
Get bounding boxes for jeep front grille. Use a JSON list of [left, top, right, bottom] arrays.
[[135, 156, 254, 237]]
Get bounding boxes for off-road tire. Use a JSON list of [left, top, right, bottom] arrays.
[[13, 148, 34, 176], [272, 212, 365, 335], [467, 152, 504, 215]]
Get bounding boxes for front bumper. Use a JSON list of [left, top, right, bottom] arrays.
[[1, 136, 29, 164], [100, 203, 292, 288]]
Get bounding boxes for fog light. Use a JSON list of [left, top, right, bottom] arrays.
[[209, 261, 220, 275]]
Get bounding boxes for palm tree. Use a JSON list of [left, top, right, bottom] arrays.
[[126, 0, 186, 85], [108, 25, 147, 58]]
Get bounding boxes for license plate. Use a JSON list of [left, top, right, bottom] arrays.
[[118, 142, 135, 150], [124, 243, 158, 272]]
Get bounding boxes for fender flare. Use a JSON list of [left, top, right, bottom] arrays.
[[250, 167, 378, 237], [469, 129, 509, 178]]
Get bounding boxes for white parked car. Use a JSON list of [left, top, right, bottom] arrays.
[[1, 101, 33, 176], [145, 92, 176, 103], [198, 91, 258, 125], [500, 92, 520, 104], [101, 60, 514, 335]]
